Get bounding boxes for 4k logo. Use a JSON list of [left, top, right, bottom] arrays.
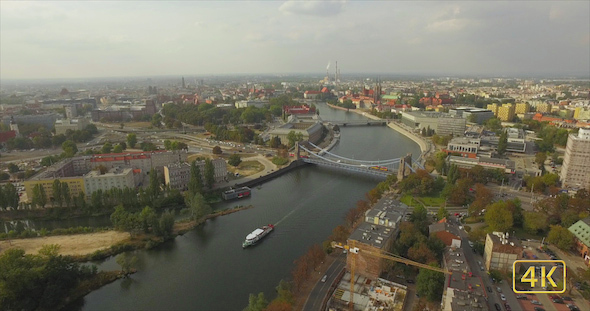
[[513, 260, 566, 293]]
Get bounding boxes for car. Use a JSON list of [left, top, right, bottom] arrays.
[[534, 308, 545, 311], [500, 294, 506, 301], [406, 279, 414, 284], [516, 295, 528, 300], [531, 300, 542, 305], [504, 303, 511, 311], [487, 286, 492, 293], [497, 287, 502, 293], [567, 304, 580, 311], [552, 299, 564, 304], [321, 275, 327, 283], [549, 295, 561, 300], [494, 303, 501, 311], [562, 296, 572, 301]]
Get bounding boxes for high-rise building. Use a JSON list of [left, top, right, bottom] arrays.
[[182, 77, 186, 89], [515, 102, 530, 114], [497, 103, 515, 121], [536, 102, 552, 113], [487, 103, 500, 116], [561, 128, 590, 190]]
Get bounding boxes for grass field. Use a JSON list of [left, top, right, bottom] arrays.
[[226, 160, 264, 177], [400, 194, 446, 208]]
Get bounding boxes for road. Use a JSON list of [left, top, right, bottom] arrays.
[[302, 252, 346, 311], [486, 183, 545, 211]]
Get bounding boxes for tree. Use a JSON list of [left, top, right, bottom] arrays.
[[416, 266, 445, 302], [286, 130, 304, 148], [158, 211, 175, 237], [52, 179, 63, 207], [151, 113, 163, 128], [62, 182, 71, 208], [61, 140, 78, 157], [127, 133, 137, 148], [535, 152, 547, 169], [188, 161, 203, 195], [228, 154, 242, 167], [186, 192, 211, 220], [523, 211, 548, 234], [148, 168, 161, 200], [204, 158, 215, 189], [212, 146, 222, 154], [244, 292, 268, 311], [8, 163, 19, 173], [1, 183, 19, 209], [116, 252, 138, 275], [447, 164, 459, 184], [113, 144, 123, 153], [101, 142, 113, 154], [484, 201, 513, 232], [497, 130, 508, 156], [437, 206, 449, 221], [164, 139, 172, 150], [32, 184, 47, 208], [139, 206, 158, 233], [547, 225, 575, 250]]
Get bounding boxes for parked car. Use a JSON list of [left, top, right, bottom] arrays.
[[552, 299, 564, 304], [567, 304, 580, 311], [534, 308, 545, 311], [500, 294, 506, 301], [321, 275, 327, 283], [531, 300, 542, 305], [487, 286, 492, 293], [504, 303, 511, 311], [494, 303, 501, 311], [497, 287, 502, 293], [562, 296, 572, 301], [516, 295, 528, 300]]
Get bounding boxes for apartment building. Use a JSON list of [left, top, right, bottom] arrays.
[[536, 102, 552, 113], [497, 103, 515, 121], [515, 102, 530, 114], [84, 167, 135, 197], [483, 232, 523, 272], [163, 158, 228, 190], [54, 118, 90, 135], [561, 128, 590, 190]]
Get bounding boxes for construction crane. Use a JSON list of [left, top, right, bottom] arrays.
[[331, 241, 450, 311]]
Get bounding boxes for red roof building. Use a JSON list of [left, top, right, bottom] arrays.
[[283, 104, 316, 115]]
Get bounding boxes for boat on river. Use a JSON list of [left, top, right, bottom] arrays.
[[242, 224, 274, 248]]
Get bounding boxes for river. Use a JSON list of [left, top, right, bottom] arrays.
[[73, 103, 421, 310]]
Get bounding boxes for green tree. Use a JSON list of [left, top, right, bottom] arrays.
[[286, 130, 304, 148], [188, 161, 204, 195], [113, 144, 123, 153], [1, 183, 19, 209], [437, 206, 449, 221], [116, 252, 138, 275], [157, 211, 175, 237], [8, 163, 19, 173], [204, 158, 215, 189], [269, 136, 281, 148], [151, 113, 163, 128], [547, 225, 575, 250], [52, 179, 63, 207], [32, 184, 47, 208], [416, 266, 445, 302], [127, 133, 137, 148], [244, 292, 268, 311], [447, 164, 459, 184], [139, 206, 158, 233], [164, 139, 172, 150], [61, 182, 71, 208], [523, 211, 548, 234], [148, 168, 161, 200], [101, 142, 113, 154], [228, 154, 242, 167], [61, 140, 78, 157], [186, 192, 211, 220], [484, 201, 513, 232], [497, 130, 508, 156], [535, 152, 547, 169]]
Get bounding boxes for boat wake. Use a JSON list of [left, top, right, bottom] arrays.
[[274, 209, 297, 226]]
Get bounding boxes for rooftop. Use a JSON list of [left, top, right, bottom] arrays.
[[568, 217, 590, 247], [348, 222, 395, 250]]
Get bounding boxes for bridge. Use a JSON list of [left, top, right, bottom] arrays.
[[296, 141, 424, 178], [323, 120, 387, 127]]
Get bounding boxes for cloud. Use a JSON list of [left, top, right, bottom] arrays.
[[425, 18, 473, 33], [279, 0, 346, 17]]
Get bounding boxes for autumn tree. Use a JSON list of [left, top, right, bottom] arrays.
[[212, 146, 222, 154], [469, 183, 493, 214], [437, 206, 449, 221], [547, 225, 575, 250], [484, 201, 513, 232], [408, 242, 438, 265]]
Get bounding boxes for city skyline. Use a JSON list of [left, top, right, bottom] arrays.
[[1, 1, 589, 80]]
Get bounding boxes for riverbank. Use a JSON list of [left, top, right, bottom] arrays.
[[325, 102, 353, 112], [0, 230, 130, 256]]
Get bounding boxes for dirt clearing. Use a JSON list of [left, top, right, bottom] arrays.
[[0, 231, 130, 256]]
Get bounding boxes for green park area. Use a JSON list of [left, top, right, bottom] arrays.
[[400, 194, 446, 208]]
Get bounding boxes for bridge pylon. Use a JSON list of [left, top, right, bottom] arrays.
[[397, 153, 412, 180], [295, 141, 301, 160]]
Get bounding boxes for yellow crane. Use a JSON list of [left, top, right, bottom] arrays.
[[331, 241, 450, 311]]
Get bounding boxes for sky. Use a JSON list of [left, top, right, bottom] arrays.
[[1, 1, 589, 80]]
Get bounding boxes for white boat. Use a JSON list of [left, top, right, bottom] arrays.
[[242, 224, 274, 248]]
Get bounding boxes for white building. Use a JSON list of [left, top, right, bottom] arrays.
[[235, 100, 268, 109], [163, 158, 228, 190], [561, 128, 590, 190], [84, 167, 135, 197], [54, 118, 90, 135]]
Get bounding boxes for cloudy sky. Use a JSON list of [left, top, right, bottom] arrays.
[[1, 1, 589, 80]]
